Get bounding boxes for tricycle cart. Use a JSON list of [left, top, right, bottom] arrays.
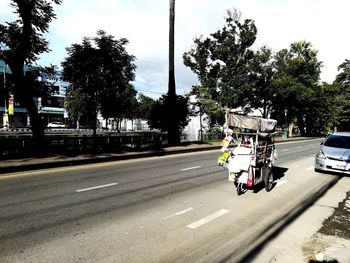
[[218, 111, 277, 195]]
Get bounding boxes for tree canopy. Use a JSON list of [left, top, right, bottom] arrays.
[[271, 41, 323, 135], [148, 94, 190, 133], [184, 9, 257, 111], [183, 8, 344, 135], [61, 30, 136, 133]]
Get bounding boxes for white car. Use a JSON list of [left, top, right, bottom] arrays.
[[47, 122, 66, 128]]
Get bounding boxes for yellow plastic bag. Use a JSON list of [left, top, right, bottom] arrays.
[[217, 152, 230, 166]]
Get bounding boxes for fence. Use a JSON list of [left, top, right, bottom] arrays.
[[0, 132, 167, 159]]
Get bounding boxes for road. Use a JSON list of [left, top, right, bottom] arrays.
[[0, 138, 339, 262]]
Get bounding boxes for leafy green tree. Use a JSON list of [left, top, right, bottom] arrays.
[[100, 84, 138, 131], [62, 30, 136, 134], [271, 41, 322, 135], [183, 9, 257, 122], [148, 94, 190, 133], [138, 94, 156, 120], [333, 60, 350, 130], [64, 87, 90, 130], [188, 86, 225, 127], [0, 0, 62, 149], [249, 46, 275, 117]]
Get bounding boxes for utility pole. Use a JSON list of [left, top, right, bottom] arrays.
[[167, 0, 180, 145], [3, 64, 9, 129]]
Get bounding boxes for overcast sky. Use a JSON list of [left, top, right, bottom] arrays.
[[1, 0, 350, 98]]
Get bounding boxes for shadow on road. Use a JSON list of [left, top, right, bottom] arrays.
[[309, 260, 339, 263], [235, 175, 341, 263], [253, 166, 289, 194]]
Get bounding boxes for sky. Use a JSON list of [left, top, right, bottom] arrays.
[[1, 0, 350, 98]]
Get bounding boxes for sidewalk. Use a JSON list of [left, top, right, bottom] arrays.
[[252, 176, 350, 263], [0, 136, 318, 174]]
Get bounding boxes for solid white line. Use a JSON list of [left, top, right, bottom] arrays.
[[164, 207, 194, 219], [306, 166, 314, 171], [187, 209, 229, 229], [76, 183, 118, 193], [275, 180, 288, 188], [181, 166, 202, 171]]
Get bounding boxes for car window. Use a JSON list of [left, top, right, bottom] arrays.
[[324, 135, 350, 149]]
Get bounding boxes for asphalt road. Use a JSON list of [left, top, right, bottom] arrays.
[[0, 138, 339, 262]]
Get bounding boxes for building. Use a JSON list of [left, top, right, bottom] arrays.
[[0, 60, 68, 128]]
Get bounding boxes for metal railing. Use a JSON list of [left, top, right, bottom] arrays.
[[0, 132, 168, 159]]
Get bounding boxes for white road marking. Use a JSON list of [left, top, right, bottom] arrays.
[[164, 207, 194, 219], [181, 166, 202, 171], [187, 209, 229, 229], [306, 166, 314, 171], [75, 183, 118, 193], [282, 149, 289, 152], [297, 146, 302, 149], [275, 180, 288, 187]]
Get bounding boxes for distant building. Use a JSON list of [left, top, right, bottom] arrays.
[[0, 60, 69, 128], [182, 96, 209, 142]]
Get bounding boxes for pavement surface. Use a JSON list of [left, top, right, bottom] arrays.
[[253, 176, 350, 263]]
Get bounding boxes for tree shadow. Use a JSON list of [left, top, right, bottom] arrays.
[[253, 166, 288, 193], [309, 260, 338, 263]]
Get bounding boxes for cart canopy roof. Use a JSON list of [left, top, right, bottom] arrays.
[[226, 113, 277, 133]]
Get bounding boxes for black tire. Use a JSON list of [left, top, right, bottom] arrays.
[[262, 166, 274, 192], [236, 182, 244, 196]]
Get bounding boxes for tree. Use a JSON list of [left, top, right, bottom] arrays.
[[249, 46, 275, 117], [100, 84, 138, 131], [64, 87, 90, 130], [271, 41, 322, 135], [148, 94, 190, 133], [62, 30, 136, 134], [0, 0, 62, 149], [167, 0, 180, 145], [183, 9, 257, 117], [188, 86, 225, 128], [138, 94, 156, 120], [332, 60, 350, 130]]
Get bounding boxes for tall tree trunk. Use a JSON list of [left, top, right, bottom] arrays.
[[92, 91, 97, 137], [296, 112, 306, 137], [167, 0, 180, 146], [76, 116, 81, 130], [11, 62, 46, 153]]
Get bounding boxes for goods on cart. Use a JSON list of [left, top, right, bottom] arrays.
[[218, 111, 277, 195]]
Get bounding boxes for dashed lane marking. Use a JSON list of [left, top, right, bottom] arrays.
[[75, 183, 118, 193], [187, 209, 229, 229], [181, 166, 202, 171], [306, 166, 314, 171], [282, 149, 289, 152], [164, 207, 194, 219]]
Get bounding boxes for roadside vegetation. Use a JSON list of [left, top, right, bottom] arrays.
[[1, 1, 350, 152]]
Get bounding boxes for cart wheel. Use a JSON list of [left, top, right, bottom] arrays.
[[263, 166, 274, 192], [236, 182, 246, 196]]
